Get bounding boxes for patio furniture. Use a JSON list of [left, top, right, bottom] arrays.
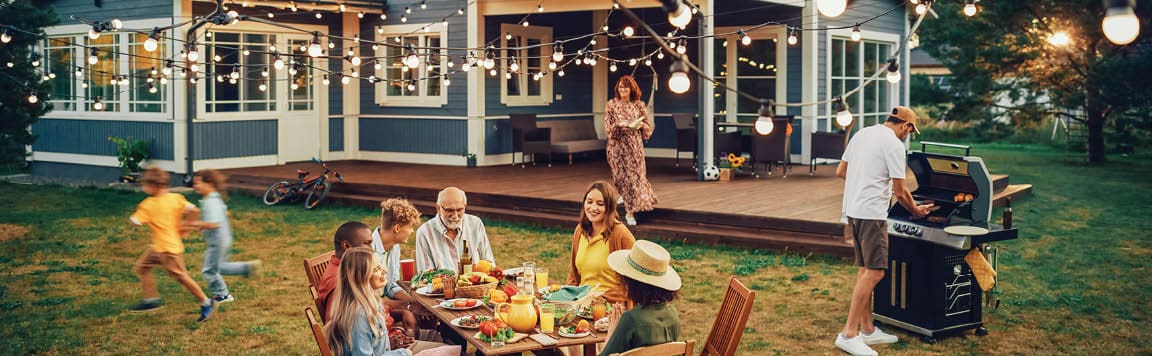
[[309, 284, 324, 319], [304, 251, 335, 287], [810, 131, 847, 175], [616, 340, 695, 356], [673, 113, 698, 168], [538, 119, 607, 165], [305, 307, 333, 356], [511, 114, 554, 167], [750, 117, 794, 178], [701, 276, 755, 356]]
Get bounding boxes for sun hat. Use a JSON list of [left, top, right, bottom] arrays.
[[607, 240, 681, 291], [889, 106, 920, 134]]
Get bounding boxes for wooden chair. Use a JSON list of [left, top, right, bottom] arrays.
[[305, 307, 333, 356], [672, 113, 698, 168], [616, 340, 695, 356], [305, 251, 335, 287], [309, 284, 325, 320], [700, 277, 755, 356]]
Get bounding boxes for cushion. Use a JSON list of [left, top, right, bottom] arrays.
[[552, 139, 606, 153]]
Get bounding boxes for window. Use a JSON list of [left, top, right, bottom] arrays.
[[204, 32, 278, 113], [287, 38, 314, 111], [829, 38, 894, 130], [500, 23, 553, 106], [374, 24, 448, 107], [42, 29, 171, 114], [713, 27, 785, 125]]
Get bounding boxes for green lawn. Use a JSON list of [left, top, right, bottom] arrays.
[[1, 143, 1149, 355]]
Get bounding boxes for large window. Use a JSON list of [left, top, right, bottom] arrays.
[[713, 27, 785, 125], [374, 24, 447, 107], [204, 32, 278, 113], [830, 38, 894, 129], [501, 23, 553, 106], [42, 30, 169, 114]]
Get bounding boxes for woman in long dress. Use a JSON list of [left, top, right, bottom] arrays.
[[605, 75, 657, 226]]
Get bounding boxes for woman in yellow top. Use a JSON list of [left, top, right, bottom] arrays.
[[566, 181, 636, 304]]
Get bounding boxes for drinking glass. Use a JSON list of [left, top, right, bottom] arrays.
[[591, 299, 607, 321], [539, 303, 556, 333], [441, 275, 456, 299], [535, 267, 549, 290], [521, 261, 536, 287], [516, 276, 532, 295]]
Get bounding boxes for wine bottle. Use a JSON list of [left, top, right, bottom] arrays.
[[459, 240, 473, 274], [1003, 198, 1013, 229]]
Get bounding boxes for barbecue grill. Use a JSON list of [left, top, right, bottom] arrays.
[[872, 142, 1017, 343]]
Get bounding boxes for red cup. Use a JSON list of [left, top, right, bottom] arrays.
[[400, 259, 416, 282]]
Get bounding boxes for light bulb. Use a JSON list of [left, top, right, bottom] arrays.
[[110, 19, 123, 30], [558, 69, 565, 77], [308, 42, 323, 57], [609, 63, 617, 72], [816, 0, 847, 18], [645, 59, 652, 66], [538, 4, 543, 13], [851, 24, 862, 41], [93, 97, 104, 111], [484, 57, 495, 70], [27, 94, 38, 104], [407, 81, 416, 91], [623, 26, 635, 38], [261, 68, 269, 77], [548, 61, 557, 70], [213, 55, 222, 62], [885, 59, 901, 84], [834, 97, 853, 127], [315, 12, 322, 19], [915, 3, 927, 15], [190, 63, 200, 73], [787, 30, 798, 46], [666, 0, 692, 30], [489, 69, 497, 76], [668, 61, 691, 94], [288, 66, 298, 75], [963, 1, 978, 17], [505, 72, 512, 79], [350, 56, 362, 66], [188, 49, 200, 62], [506, 32, 512, 40], [149, 84, 158, 93], [160, 77, 168, 85], [509, 59, 519, 72], [88, 28, 101, 40], [522, 20, 529, 27], [341, 75, 351, 85], [739, 30, 752, 46], [227, 10, 240, 24], [462, 63, 472, 72], [0, 31, 10, 43], [1103, 1, 1140, 45], [88, 55, 98, 65], [144, 28, 161, 52], [444, 78, 451, 86], [273, 57, 285, 70], [754, 116, 775, 136], [401, 15, 407, 23], [291, 82, 299, 90], [358, 11, 364, 18]]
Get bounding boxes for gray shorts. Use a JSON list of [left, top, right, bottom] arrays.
[[849, 217, 888, 270]]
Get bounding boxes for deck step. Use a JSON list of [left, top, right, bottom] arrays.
[[991, 174, 1010, 193], [992, 184, 1032, 207]]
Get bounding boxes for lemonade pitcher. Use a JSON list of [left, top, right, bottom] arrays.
[[492, 294, 538, 333]]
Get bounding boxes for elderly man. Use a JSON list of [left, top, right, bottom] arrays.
[[415, 187, 495, 273]]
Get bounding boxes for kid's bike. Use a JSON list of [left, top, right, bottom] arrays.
[[262, 158, 343, 210]]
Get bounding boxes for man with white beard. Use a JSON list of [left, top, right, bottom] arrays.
[[414, 187, 495, 273]]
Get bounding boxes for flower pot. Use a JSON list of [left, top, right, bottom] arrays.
[[719, 168, 732, 182], [466, 156, 477, 167]]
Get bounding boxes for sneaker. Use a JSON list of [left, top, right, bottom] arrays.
[[213, 294, 235, 303], [128, 300, 164, 313], [625, 215, 637, 226], [861, 327, 899, 345], [246, 260, 262, 278], [835, 333, 877, 356], [198, 300, 216, 322]]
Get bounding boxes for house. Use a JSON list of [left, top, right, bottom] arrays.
[[29, 0, 912, 181]]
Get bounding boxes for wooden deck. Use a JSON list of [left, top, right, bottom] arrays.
[[223, 158, 1030, 256]]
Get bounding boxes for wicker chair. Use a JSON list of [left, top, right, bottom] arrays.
[[305, 251, 335, 287], [305, 307, 333, 356], [700, 277, 755, 356]]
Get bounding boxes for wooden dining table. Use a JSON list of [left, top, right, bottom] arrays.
[[403, 283, 605, 356]]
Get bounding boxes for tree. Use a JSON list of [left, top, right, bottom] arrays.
[[917, 0, 1152, 163], [0, 1, 58, 165]]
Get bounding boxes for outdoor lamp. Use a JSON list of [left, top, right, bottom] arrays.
[[404, 45, 421, 69], [739, 30, 752, 46], [816, 0, 847, 18], [1103, 0, 1140, 45], [143, 28, 161, 52], [662, 0, 693, 30], [963, 0, 978, 17], [834, 96, 854, 127], [754, 102, 775, 136], [548, 61, 557, 70], [553, 45, 564, 62], [885, 58, 902, 84], [1, 30, 11, 44], [88, 48, 99, 65], [851, 24, 862, 41], [93, 97, 104, 111], [668, 60, 691, 94], [308, 34, 323, 57]]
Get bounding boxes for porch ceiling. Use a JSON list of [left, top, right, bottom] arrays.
[[480, 0, 663, 16], [191, 0, 387, 14]]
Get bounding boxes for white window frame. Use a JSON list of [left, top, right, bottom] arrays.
[[500, 23, 553, 107], [714, 25, 788, 123], [373, 23, 449, 108], [202, 31, 281, 114], [40, 19, 174, 121], [822, 29, 900, 132]]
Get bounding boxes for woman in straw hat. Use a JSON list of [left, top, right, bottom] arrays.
[[599, 240, 682, 356]]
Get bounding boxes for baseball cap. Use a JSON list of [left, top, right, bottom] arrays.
[[889, 106, 920, 134]]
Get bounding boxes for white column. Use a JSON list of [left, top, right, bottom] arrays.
[[800, 1, 819, 164], [468, 3, 487, 165], [902, 13, 911, 107], [592, 10, 609, 140], [171, 0, 191, 174], [343, 13, 361, 159], [699, 0, 715, 176]]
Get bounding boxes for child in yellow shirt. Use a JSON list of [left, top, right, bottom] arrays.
[[128, 168, 215, 321]]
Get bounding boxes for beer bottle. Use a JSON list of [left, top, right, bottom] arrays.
[[1003, 198, 1013, 229], [459, 240, 473, 275]]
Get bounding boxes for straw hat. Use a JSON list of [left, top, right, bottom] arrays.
[[607, 240, 681, 291]]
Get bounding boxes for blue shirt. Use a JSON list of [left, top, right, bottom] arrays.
[[345, 305, 410, 356], [199, 192, 231, 243], [414, 214, 494, 273], [370, 227, 406, 299]]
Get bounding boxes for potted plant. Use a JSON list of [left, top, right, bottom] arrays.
[[463, 153, 477, 168], [108, 136, 150, 182]]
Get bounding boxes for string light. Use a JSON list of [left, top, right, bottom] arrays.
[[226, 10, 240, 25], [538, 4, 544, 13], [787, 28, 798, 46], [668, 60, 691, 94], [27, 93, 39, 104], [93, 96, 105, 111], [273, 56, 285, 70], [148, 82, 158, 93], [816, 0, 847, 18], [558, 69, 565, 77], [963, 0, 978, 17], [553, 45, 564, 62], [357, 11, 364, 19], [407, 80, 416, 91], [834, 96, 853, 127], [308, 33, 323, 57], [315, 12, 323, 19], [676, 37, 687, 54], [623, 26, 635, 38], [380, 12, 387, 20], [1103, 0, 1140, 45], [88, 47, 99, 65], [322, 75, 330, 86], [851, 24, 862, 42], [404, 44, 420, 69], [754, 102, 775, 135], [405, 6, 411, 14], [738, 29, 751, 46], [401, 14, 408, 23], [663, 0, 693, 30], [341, 75, 351, 85], [610, 63, 618, 72], [187, 44, 201, 62], [885, 58, 901, 84], [915, 1, 929, 16], [0, 30, 11, 44], [509, 57, 520, 72], [420, 1, 427, 10], [522, 20, 529, 27]]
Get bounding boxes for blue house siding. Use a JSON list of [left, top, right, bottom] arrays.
[[360, 118, 467, 155], [31, 119, 174, 160], [329, 118, 345, 151], [44, 0, 172, 22], [192, 120, 277, 159]]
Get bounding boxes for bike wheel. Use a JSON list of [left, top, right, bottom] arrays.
[[304, 181, 332, 210], [263, 181, 292, 205]]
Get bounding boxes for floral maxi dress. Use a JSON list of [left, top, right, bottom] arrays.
[[606, 98, 658, 214]]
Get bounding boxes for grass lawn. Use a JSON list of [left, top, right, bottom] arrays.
[[1, 143, 1149, 355]]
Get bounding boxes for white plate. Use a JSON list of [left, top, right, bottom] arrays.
[[415, 285, 443, 297], [945, 225, 990, 236], [439, 298, 483, 311], [558, 328, 591, 338], [450, 315, 492, 329]]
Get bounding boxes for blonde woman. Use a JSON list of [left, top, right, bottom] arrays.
[[324, 247, 413, 356]]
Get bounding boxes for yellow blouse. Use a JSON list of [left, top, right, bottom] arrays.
[[574, 232, 622, 295]]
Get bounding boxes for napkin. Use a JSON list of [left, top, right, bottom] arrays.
[[545, 285, 591, 302]]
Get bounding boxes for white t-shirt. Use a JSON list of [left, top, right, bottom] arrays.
[[841, 124, 907, 220]]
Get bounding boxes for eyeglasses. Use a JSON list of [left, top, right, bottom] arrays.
[[440, 206, 465, 215]]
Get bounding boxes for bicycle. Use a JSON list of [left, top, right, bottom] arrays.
[[262, 158, 344, 210]]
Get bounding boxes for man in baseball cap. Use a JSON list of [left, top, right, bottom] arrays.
[[888, 106, 919, 135]]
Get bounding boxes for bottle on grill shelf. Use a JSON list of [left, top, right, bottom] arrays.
[[459, 240, 473, 275], [1003, 198, 1013, 229]]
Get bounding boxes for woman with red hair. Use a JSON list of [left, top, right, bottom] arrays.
[[605, 75, 657, 226]]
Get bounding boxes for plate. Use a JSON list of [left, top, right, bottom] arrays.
[[439, 298, 483, 311], [415, 286, 443, 297], [450, 315, 492, 329], [944, 225, 990, 236], [558, 327, 591, 338]]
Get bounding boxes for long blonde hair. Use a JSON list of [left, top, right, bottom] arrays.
[[324, 247, 384, 356]]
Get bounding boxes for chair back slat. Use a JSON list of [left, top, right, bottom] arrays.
[[618, 340, 695, 356], [305, 307, 333, 356], [305, 251, 336, 286], [701, 277, 755, 356], [309, 284, 325, 320]]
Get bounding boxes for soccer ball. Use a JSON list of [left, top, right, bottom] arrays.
[[702, 165, 720, 181]]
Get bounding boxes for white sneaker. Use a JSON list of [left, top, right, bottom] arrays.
[[835, 333, 877, 356], [861, 327, 899, 345]]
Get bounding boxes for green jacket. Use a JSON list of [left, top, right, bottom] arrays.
[[599, 303, 680, 356]]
